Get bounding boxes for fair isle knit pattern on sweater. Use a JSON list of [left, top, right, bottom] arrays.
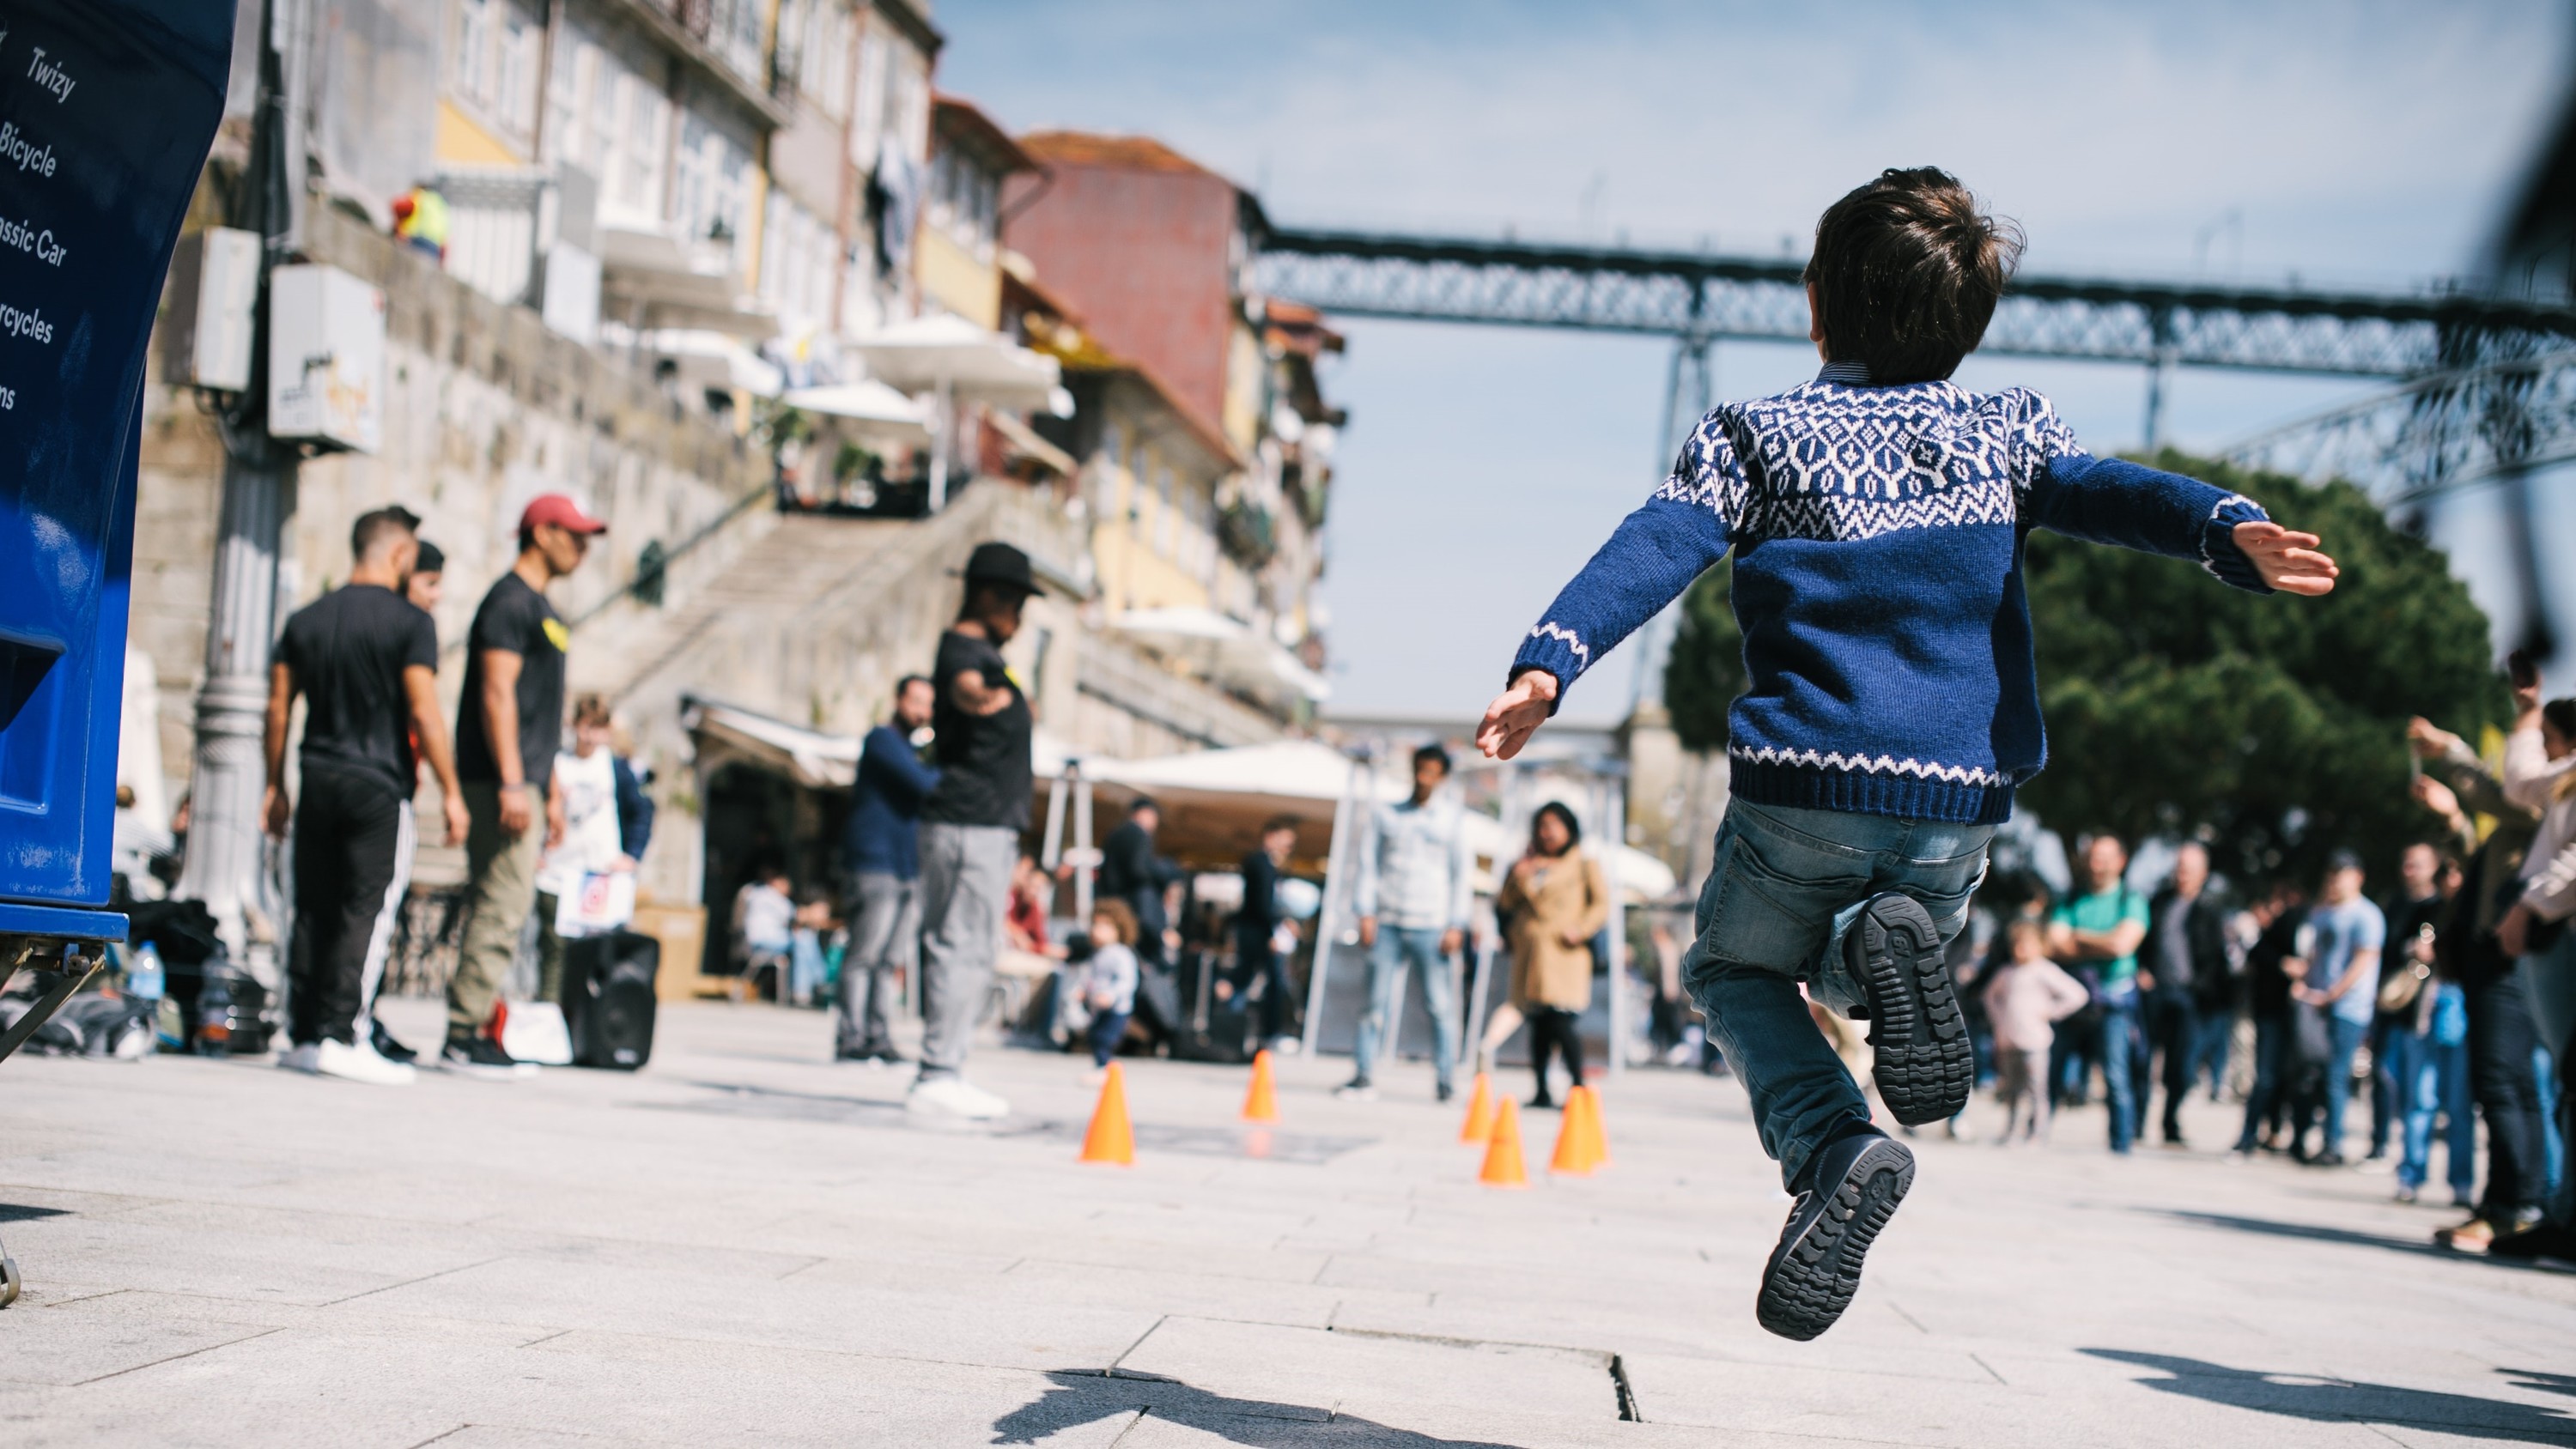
[[1510, 361, 2274, 824]]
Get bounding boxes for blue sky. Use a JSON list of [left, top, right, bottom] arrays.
[[941, 1, 2570, 723]]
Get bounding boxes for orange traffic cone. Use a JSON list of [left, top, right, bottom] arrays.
[[1242, 1048, 1280, 1122], [1580, 1084, 1613, 1168], [1078, 1063, 1136, 1166], [1478, 1096, 1530, 1188], [1552, 1084, 1607, 1175], [1458, 1072, 1495, 1143]]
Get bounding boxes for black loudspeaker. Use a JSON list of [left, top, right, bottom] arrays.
[[562, 930, 659, 1070]]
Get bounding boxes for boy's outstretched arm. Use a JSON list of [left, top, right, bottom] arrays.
[[2014, 391, 2336, 596], [1477, 416, 1743, 760]]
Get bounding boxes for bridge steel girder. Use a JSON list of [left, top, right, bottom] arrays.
[[1255, 229, 2576, 379]]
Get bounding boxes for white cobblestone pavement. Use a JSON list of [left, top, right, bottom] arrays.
[[2, 997, 2572, 1447]]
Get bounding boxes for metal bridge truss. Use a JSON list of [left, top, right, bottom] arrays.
[[2225, 340, 2576, 507], [1255, 228, 2576, 379]]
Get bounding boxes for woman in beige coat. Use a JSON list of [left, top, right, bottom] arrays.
[[1496, 802, 1608, 1108]]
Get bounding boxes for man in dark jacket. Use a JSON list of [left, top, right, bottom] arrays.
[[2145, 841, 2234, 1147], [1100, 797, 1182, 969], [836, 676, 939, 1062], [2234, 882, 2309, 1155], [1236, 816, 1301, 1050]]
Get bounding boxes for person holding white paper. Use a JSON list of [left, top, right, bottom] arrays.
[[534, 695, 637, 1006]]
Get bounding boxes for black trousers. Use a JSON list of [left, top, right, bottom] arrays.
[[1528, 1004, 1585, 1097], [2149, 993, 2200, 1142], [2464, 973, 2547, 1216], [289, 766, 412, 1047], [1235, 932, 1294, 1041]]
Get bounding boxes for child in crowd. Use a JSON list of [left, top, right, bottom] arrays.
[[1083, 899, 1142, 1078], [1981, 918, 2090, 1144], [1476, 167, 2339, 1339]]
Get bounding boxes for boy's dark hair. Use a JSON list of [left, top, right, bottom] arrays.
[[351, 505, 422, 561], [1412, 743, 1452, 776], [1804, 167, 2023, 385], [1091, 896, 1139, 946], [1261, 815, 1300, 838]]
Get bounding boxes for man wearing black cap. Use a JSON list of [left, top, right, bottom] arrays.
[[2287, 848, 2386, 1166], [909, 541, 1040, 1119]]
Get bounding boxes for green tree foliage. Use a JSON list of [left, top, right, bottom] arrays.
[[1663, 453, 2507, 886]]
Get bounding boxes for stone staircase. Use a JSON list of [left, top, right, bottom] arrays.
[[567, 511, 908, 709]]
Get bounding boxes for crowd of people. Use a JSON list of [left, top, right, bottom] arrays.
[[1912, 685, 2574, 1264], [260, 494, 653, 1085]]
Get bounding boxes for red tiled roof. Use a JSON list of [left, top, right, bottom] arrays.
[[1018, 131, 1233, 185]]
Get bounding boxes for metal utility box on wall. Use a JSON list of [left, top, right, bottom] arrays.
[[267, 264, 386, 453], [160, 225, 261, 391]]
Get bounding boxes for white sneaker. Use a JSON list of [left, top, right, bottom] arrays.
[[1269, 1036, 1302, 1057], [276, 1042, 321, 1074], [314, 1038, 416, 1087], [907, 1075, 1010, 1119]]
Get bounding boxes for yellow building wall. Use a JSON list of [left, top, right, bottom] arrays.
[[1221, 320, 1265, 456], [1096, 457, 1213, 616], [915, 227, 1001, 329], [434, 100, 526, 167]]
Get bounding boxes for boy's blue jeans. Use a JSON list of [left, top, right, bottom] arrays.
[[1680, 798, 1990, 1191]]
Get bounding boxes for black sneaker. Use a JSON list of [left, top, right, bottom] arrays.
[[1436, 1082, 1455, 1104], [1846, 893, 1971, 1126], [1758, 1131, 1916, 1342], [370, 1021, 418, 1064], [440, 1034, 531, 1081]]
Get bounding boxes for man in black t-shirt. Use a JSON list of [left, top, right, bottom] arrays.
[[264, 506, 468, 1085], [910, 541, 1042, 1119], [445, 493, 603, 1079]]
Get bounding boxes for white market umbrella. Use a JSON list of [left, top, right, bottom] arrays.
[[849, 315, 1064, 509], [783, 379, 932, 443]]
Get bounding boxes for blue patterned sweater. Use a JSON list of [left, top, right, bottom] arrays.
[[1511, 361, 2274, 825]]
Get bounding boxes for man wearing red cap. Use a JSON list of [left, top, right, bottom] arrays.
[[443, 494, 605, 1078]]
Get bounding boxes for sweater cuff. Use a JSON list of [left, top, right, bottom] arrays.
[[2200, 494, 2273, 593], [1510, 626, 1589, 715]]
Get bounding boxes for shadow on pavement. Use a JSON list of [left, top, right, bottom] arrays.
[[2152, 1209, 2456, 1258], [2084, 1350, 2576, 1445], [0, 1204, 70, 1222], [993, 1369, 1525, 1446]]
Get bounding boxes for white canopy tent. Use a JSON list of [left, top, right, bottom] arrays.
[[1111, 607, 1332, 708], [1050, 740, 1675, 1064], [846, 314, 1069, 510], [782, 379, 933, 442]]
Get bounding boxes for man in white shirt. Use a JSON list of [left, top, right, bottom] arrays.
[[1341, 744, 1473, 1102]]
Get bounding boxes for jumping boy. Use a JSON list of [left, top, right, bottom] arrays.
[[1475, 167, 2338, 1340]]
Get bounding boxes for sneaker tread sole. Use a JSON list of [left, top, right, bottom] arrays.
[[1757, 1137, 1915, 1341], [1853, 895, 1972, 1126]]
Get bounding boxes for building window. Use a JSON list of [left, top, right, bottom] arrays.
[[1156, 465, 1176, 557], [927, 144, 999, 259], [675, 111, 754, 265], [797, 0, 852, 119], [539, 28, 668, 227], [452, 0, 542, 142]]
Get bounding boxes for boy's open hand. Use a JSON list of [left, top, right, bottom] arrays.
[[2233, 521, 2338, 596], [1476, 670, 1560, 761]]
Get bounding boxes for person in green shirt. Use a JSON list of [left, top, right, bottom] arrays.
[[2049, 834, 2152, 1153]]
